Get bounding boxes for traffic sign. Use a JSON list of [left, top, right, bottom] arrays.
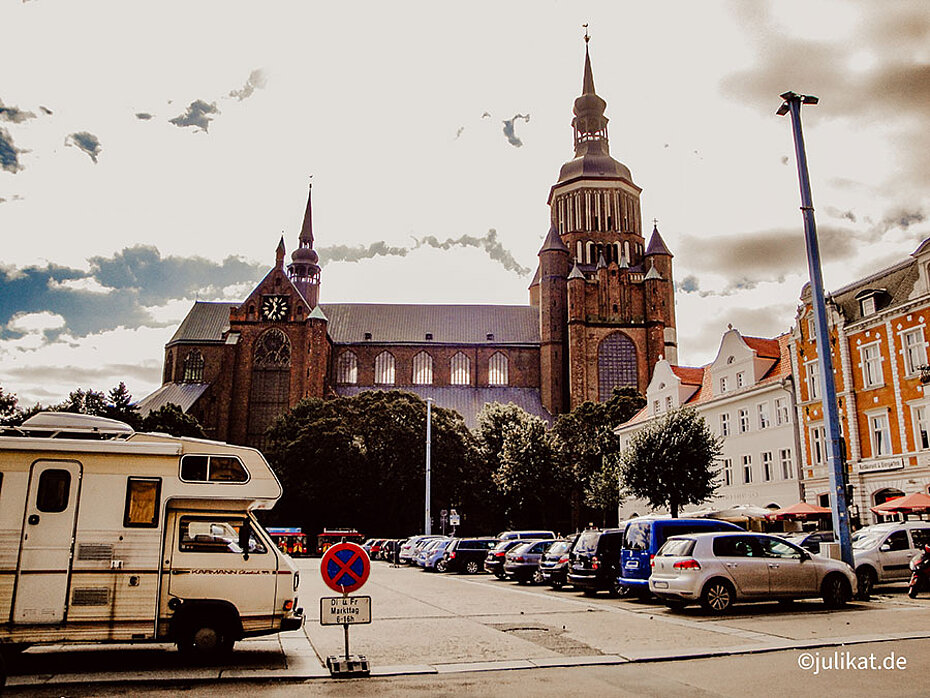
[[320, 542, 370, 594], [320, 595, 372, 625]]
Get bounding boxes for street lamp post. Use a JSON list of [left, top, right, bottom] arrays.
[[777, 91, 854, 568], [425, 397, 433, 535]]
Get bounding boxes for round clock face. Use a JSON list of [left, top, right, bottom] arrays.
[[261, 295, 290, 321]]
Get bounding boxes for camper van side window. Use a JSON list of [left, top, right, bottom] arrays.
[[124, 477, 161, 528], [178, 516, 267, 554], [36, 469, 71, 513], [180, 455, 248, 483]]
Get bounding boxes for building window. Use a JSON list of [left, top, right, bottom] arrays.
[[736, 371, 745, 388], [597, 332, 637, 400], [723, 459, 733, 487], [860, 296, 876, 316], [758, 402, 770, 429], [653, 399, 661, 415], [774, 397, 790, 426], [247, 328, 291, 448], [451, 352, 470, 385], [859, 342, 883, 387], [805, 359, 820, 400], [183, 349, 205, 383], [903, 328, 927, 376], [412, 351, 433, 385], [489, 352, 509, 386], [762, 451, 773, 482], [912, 404, 930, 450], [808, 317, 817, 342], [719, 376, 728, 394], [779, 448, 793, 479], [738, 408, 750, 434], [810, 425, 826, 465], [336, 350, 358, 384], [742, 454, 752, 484], [374, 351, 396, 385], [665, 396, 673, 412], [720, 412, 730, 437], [868, 411, 892, 457]]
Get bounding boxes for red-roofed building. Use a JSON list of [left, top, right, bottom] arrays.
[[616, 327, 802, 520]]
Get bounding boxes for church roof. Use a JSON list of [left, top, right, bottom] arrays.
[[135, 381, 210, 417], [645, 226, 672, 257], [167, 301, 540, 346], [334, 386, 551, 429]]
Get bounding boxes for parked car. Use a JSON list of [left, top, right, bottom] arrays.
[[422, 538, 454, 571], [851, 521, 930, 598], [539, 537, 576, 589], [415, 537, 450, 568], [444, 537, 498, 574], [568, 527, 626, 596], [649, 532, 857, 613], [361, 538, 377, 553], [780, 530, 835, 554], [619, 518, 742, 596], [497, 530, 556, 541], [399, 535, 444, 564], [503, 539, 554, 584], [485, 539, 525, 579], [369, 539, 386, 557], [379, 538, 400, 561]]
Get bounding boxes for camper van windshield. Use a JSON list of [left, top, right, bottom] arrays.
[[179, 516, 267, 554], [180, 455, 248, 483]]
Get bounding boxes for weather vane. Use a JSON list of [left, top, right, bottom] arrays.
[[583, 23, 590, 43]]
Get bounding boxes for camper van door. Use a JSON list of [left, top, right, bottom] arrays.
[[14, 459, 83, 624]]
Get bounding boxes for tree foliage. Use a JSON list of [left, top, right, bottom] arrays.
[[618, 408, 722, 518], [264, 391, 491, 537], [141, 403, 207, 438]]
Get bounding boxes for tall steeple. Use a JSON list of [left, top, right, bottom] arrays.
[[573, 33, 609, 155], [287, 180, 321, 306]]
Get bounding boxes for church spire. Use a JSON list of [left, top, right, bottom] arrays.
[[572, 31, 608, 155], [299, 179, 314, 248], [288, 179, 321, 306], [582, 27, 596, 96]]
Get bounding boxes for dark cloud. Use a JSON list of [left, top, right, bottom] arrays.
[[0, 100, 36, 124], [501, 113, 530, 147], [135, 112, 153, 120], [677, 275, 700, 293], [228, 69, 267, 101], [0, 246, 266, 339], [0, 127, 24, 173], [65, 131, 102, 163], [169, 100, 219, 132], [825, 206, 856, 223], [318, 241, 410, 264]]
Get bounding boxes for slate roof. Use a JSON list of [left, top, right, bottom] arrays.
[[334, 385, 551, 429], [827, 258, 919, 323], [135, 382, 210, 416], [168, 302, 541, 347]]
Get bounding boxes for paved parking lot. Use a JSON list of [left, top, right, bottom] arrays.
[[7, 556, 930, 690]]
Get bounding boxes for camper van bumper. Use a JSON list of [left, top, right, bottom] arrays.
[[281, 608, 304, 631]]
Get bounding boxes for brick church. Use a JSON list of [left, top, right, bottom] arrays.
[[139, 40, 678, 446]]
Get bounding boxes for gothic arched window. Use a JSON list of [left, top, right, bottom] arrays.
[[451, 352, 470, 385], [247, 329, 291, 448], [374, 351, 395, 385], [488, 352, 509, 386], [336, 350, 358, 385], [598, 332, 637, 401], [182, 350, 204, 383], [412, 351, 433, 385]]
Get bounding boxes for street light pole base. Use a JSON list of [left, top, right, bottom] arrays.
[[326, 654, 371, 678]]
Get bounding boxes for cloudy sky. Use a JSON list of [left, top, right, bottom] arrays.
[[2, 0, 929, 407]]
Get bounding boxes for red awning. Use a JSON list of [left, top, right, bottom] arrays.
[[870, 491, 930, 514], [767, 501, 832, 520]]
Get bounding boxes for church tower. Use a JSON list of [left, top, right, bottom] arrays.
[[535, 34, 677, 414]]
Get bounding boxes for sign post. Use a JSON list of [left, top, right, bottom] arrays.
[[319, 542, 372, 677]]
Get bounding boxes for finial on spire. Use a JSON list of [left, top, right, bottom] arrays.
[[653, 218, 659, 228], [583, 23, 590, 44]]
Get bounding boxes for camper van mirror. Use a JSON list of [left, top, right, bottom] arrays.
[[239, 519, 252, 561]]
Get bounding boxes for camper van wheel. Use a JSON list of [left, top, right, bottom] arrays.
[[178, 616, 234, 658]]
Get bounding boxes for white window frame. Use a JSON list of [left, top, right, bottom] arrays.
[[719, 376, 728, 394], [866, 409, 892, 458], [912, 402, 930, 451], [719, 412, 730, 437], [742, 454, 752, 484], [860, 296, 876, 316], [810, 424, 826, 466], [779, 448, 793, 480], [736, 371, 745, 388], [808, 316, 817, 343], [774, 396, 790, 426], [902, 327, 927, 377], [762, 451, 773, 482], [859, 341, 883, 388], [738, 408, 750, 434], [665, 395, 673, 412], [723, 458, 733, 487], [758, 402, 770, 430], [805, 359, 820, 400]]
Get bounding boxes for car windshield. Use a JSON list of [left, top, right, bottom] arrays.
[[574, 530, 601, 554], [657, 538, 694, 557], [851, 529, 884, 550], [623, 522, 650, 551], [546, 541, 570, 556]]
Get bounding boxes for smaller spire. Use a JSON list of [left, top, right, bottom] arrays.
[[618, 250, 629, 269], [645, 261, 664, 280], [276, 235, 286, 267], [299, 178, 314, 247], [582, 30, 596, 96], [568, 261, 585, 280], [645, 224, 673, 257], [539, 223, 569, 254], [596, 251, 607, 270]]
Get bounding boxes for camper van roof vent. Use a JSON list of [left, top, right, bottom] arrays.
[[12, 412, 135, 439]]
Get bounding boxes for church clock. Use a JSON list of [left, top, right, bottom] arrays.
[[260, 294, 290, 321]]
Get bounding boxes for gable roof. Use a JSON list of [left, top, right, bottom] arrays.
[[670, 366, 704, 385], [742, 335, 780, 359]]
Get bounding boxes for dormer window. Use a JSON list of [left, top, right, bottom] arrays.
[[855, 288, 886, 317], [860, 296, 876, 316]]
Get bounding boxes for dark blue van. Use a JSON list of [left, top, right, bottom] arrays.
[[618, 518, 742, 593]]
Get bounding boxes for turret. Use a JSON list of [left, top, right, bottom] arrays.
[[538, 223, 570, 415], [287, 182, 322, 307], [645, 224, 677, 362]]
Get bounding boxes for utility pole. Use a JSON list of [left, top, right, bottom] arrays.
[[777, 91, 854, 568], [425, 398, 433, 535]]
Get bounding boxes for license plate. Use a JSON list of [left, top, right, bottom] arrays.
[[653, 580, 668, 589], [626, 560, 639, 569]]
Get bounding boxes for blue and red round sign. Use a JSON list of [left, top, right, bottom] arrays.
[[320, 542, 370, 594]]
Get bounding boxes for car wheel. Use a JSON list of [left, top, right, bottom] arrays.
[[822, 573, 851, 608], [855, 566, 876, 601], [908, 584, 919, 599], [700, 579, 734, 614], [435, 559, 448, 573], [177, 616, 234, 659], [465, 560, 480, 575], [550, 577, 564, 590], [532, 569, 544, 585]]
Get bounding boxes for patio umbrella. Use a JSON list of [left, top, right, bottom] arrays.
[[710, 505, 773, 521], [870, 491, 930, 515], [767, 501, 832, 521]]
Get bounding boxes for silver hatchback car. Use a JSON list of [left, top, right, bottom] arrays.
[[649, 532, 857, 614]]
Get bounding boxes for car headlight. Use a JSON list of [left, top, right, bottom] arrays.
[[294, 571, 300, 591]]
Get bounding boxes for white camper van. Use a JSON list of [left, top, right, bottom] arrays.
[[0, 412, 303, 677]]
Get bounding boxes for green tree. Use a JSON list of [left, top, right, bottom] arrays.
[[0, 385, 20, 425], [104, 381, 141, 429], [56, 388, 108, 415], [551, 387, 645, 528], [141, 403, 207, 438], [618, 408, 722, 518]]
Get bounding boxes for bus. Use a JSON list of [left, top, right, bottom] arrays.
[[316, 528, 364, 555], [266, 527, 309, 557]]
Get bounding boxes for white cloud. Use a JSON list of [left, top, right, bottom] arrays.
[[7, 311, 66, 334]]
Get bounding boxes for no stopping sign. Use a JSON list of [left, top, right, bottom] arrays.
[[320, 542, 370, 594]]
